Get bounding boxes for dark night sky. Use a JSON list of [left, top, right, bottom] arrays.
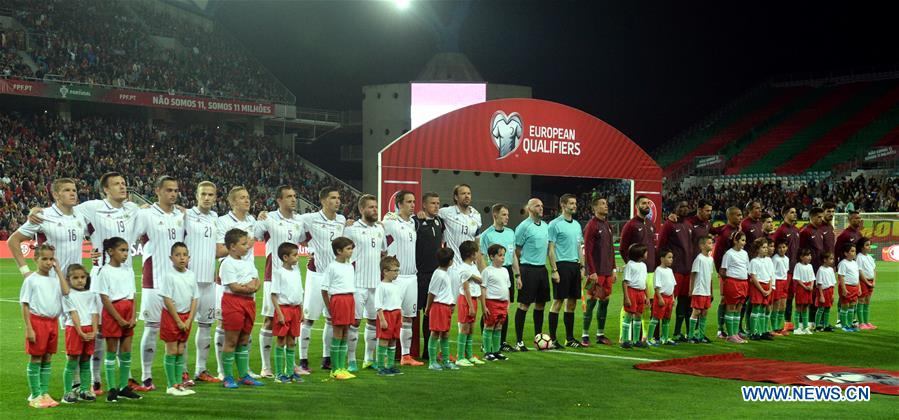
[[214, 0, 896, 153]]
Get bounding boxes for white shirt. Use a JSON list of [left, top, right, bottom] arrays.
[[184, 207, 218, 283], [19, 273, 63, 317], [837, 259, 860, 286], [772, 254, 789, 280], [623, 260, 648, 290], [439, 205, 482, 265], [321, 261, 355, 295], [816, 266, 836, 288], [161, 269, 199, 313], [749, 258, 772, 284], [76, 199, 140, 268], [95, 264, 136, 301], [220, 256, 258, 298], [216, 211, 257, 264], [301, 210, 346, 273], [63, 289, 99, 327], [375, 281, 403, 311], [454, 261, 482, 298], [17, 204, 86, 271], [691, 254, 713, 296], [482, 265, 510, 301], [721, 249, 749, 280], [344, 220, 387, 289], [271, 264, 304, 305], [654, 266, 676, 296], [383, 214, 417, 276], [428, 269, 455, 305], [255, 209, 304, 281], [133, 204, 185, 289], [857, 253, 875, 280], [793, 262, 816, 283]]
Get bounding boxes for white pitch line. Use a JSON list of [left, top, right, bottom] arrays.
[[544, 349, 659, 362]]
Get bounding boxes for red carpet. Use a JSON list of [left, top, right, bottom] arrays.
[[634, 352, 899, 395]]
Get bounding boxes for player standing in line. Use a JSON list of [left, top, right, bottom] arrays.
[[656, 200, 693, 342], [183, 181, 221, 383], [814, 251, 836, 332], [298, 187, 347, 372], [799, 207, 825, 329], [383, 190, 423, 366], [619, 195, 657, 343], [648, 248, 677, 346], [513, 198, 551, 352], [547, 194, 584, 349], [437, 184, 483, 268], [452, 240, 485, 366], [581, 197, 616, 346], [836, 243, 860, 333], [747, 238, 773, 341], [479, 203, 518, 351], [621, 244, 649, 349], [132, 176, 184, 391], [712, 207, 742, 338], [414, 192, 445, 360], [254, 186, 304, 377], [688, 235, 714, 343], [771, 206, 799, 330], [160, 243, 199, 397], [740, 201, 764, 335], [835, 211, 863, 265], [343, 194, 387, 371]]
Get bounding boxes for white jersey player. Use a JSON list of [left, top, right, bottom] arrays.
[[183, 181, 220, 381], [438, 184, 482, 266], [383, 190, 422, 365], [343, 195, 386, 368]]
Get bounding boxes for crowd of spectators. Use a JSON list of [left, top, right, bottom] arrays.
[[0, 111, 359, 239], [5, 0, 289, 103]]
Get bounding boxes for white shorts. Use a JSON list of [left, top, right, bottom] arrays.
[[354, 287, 377, 320], [396, 274, 418, 317], [139, 288, 163, 323], [214, 283, 224, 321], [303, 270, 329, 321], [196, 282, 216, 325], [261, 281, 274, 318]]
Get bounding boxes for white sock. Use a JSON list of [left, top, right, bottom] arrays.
[[140, 323, 160, 381], [91, 337, 105, 384], [214, 326, 226, 377], [260, 328, 273, 372], [299, 321, 313, 359], [347, 325, 359, 363], [401, 320, 413, 356], [322, 320, 333, 358], [195, 324, 212, 377], [364, 322, 377, 363]]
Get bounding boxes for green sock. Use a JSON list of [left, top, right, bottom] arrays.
[[847, 307, 855, 326], [27, 362, 41, 398], [687, 317, 696, 339], [64, 359, 77, 394], [39, 362, 51, 395], [285, 347, 296, 376], [457, 333, 468, 360], [465, 334, 474, 359], [822, 308, 830, 326], [632, 318, 641, 342], [724, 313, 732, 336], [79, 360, 91, 392], [583, 299, 597, 335], [329, 338, 340, 371], [164, 355, 177, 388], [661, 319, 670, 342], [440, 338, 450, 364], [863, 303, 870, 324], [236, 344, 249, 378], [104, 352, 117, 391], [802, 308, 809, 329], [648, 318, 659, 341], [838, 308, 846, 327], [698, 316, 707, 338], [621, 314, 631, 342], [492, 327, 501, 353], [117, 352, 131, 390], [341, 340, 349, 369], [175, 354, 184, 386], [377, 345, 388, 369], [387, 346, 396, 369], [273, 346, 285, 377], [426, 339, 437, 366], [222, 351, 235, 378], [597, 299, 609, 333]]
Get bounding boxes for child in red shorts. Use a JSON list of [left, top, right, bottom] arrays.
[[161, 242, 199, 396], [426, 248, 458, 371], [321, 237, 357, 380], [649, 249, 676, 346], [270, 242, 304, 383], [855, 237, 877, 329], [375, 256, 402, 376], [96, 237, 141, 402], [20, 244, 70, 408], [621, 243, 649, 349], [748, 238, 773, 341], [219, 229, 263, 388], [453, 241, 484, 366], [61, 264, 98, 403], [814, 251, 836, 332], [836, 243, 860, 333], [719, 231, 749, 344], [481, 244, 511, 360], [791, 249, 816, 335], [771, 240, 790, 335], [688, 235, 714, 343]]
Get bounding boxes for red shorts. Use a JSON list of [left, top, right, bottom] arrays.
[[101, 299, 135, 338], [428, 303, 453, 332], [273, 305, 302, 338], [376, 309, 402, 340], [860, 278, 874, 298], [839, 284, 860, 305], [673, 273, 691, 297], [161, 311, 192, 343], [775, 279, 788, 300], [818, 286, 834, 308], [484, 299, 508, 326], [723, 277, 749, 305], [457, 295, 479, 324], [588, 275, 615, 297], [793, 281, 813, 305], [329, 294, 355, 326], [222, 293, 256, 334], [26, 314, 59, 356], [623, 286, 646, 314], [750, 282, 772, 306], [65, 325, 95, 356], [691, 295, 711, 310], [651, 294, 674, 319]]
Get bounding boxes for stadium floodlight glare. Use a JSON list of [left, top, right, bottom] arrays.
[[394, 0, 411, 10]]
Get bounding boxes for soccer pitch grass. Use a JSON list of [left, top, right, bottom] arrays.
[[1, 258, 896, 417]]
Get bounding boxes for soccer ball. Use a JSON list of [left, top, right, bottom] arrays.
[[534, 333, 552, 350]]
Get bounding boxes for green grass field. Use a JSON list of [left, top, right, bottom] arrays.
[[1, 257, 897, 417]]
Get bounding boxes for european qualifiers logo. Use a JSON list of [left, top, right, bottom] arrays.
[[491, 111, 523, 159], [490, 110, 582, 159]]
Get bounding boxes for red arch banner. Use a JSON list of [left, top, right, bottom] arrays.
[[378, 98, 663, 227]]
